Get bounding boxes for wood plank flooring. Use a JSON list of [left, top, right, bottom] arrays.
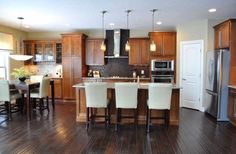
[[0, 102, 236, 154]]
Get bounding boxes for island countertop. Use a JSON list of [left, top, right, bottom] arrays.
[[73, 82, 181, 90]]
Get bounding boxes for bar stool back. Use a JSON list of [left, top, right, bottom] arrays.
[[84, 82, 110, 131], [115, 82, 138, 131], [147, 83, 172, 133]]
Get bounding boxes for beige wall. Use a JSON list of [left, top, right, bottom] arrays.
[[176, 19, 225, 109], [0, 24, 27, 79]]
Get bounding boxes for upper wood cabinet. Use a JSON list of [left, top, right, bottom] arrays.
[[61, 33, 87, 100], [214, 21, 230, 49], [129, 38, 150, 65], [23, 40, 62, 64], [149, 32, 176, 57], [86, 39, 105, 65]]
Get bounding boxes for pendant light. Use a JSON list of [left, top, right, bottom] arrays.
[[125, 10, 132, 52], [150, 9, 157, 52], [100, 11, 107, 52], [9, 17, 33, 61]]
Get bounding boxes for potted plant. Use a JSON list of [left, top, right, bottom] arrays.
[[11, 67, 31, 82]]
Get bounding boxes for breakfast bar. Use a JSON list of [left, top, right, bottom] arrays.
[[73, 80, 180, 126]]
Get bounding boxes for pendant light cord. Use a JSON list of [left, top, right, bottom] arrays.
[[151, 9, 157, 32], [126, 10, 131, 29], [101, 11, 107, 39]]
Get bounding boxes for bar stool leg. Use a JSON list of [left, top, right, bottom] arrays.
[[46, 96, 49, 112], [86, 107, 90, 131], [147, 108, 151, 133], [7, 101, 12, 120], [105, 107, 107, 128], [108, 104, 111, 125], [115, 108, 119, 131]]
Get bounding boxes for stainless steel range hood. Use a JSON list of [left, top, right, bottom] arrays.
[[104, 29, 129, 58]]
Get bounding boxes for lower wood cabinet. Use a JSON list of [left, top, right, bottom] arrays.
[[48, 78, 63, 99], [228, 87, 236, 126]]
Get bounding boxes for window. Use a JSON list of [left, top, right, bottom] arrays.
[[0, 51, 9, 79]]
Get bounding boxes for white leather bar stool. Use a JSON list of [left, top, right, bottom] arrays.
[[147, 83, 172, 133], [30, 78, 51, 114], [0, 80, 23, 120], [114, 82, 138, 131], [84, 82, 110, 131]]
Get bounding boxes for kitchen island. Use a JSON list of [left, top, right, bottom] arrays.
[[73, 79, 180, 126]]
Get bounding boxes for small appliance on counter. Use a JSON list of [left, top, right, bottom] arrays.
[[93, 71, 100, 78], [151, 59, 174, 83], [87, 70, 93, 77]]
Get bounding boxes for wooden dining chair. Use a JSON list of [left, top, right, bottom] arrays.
[[29, 78, 51, 114], [0, 80, 23, 120], [146, 83, 172, 133]]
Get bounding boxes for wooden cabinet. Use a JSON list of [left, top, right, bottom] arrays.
[[129, 38, 150, 65], [86, 39, 105, 65], [149, 32, 176, 57], [48, 78, 63, 99], [214, 21, 230, 49], [214, 19, 236, 85], [23, 40, 62, 64], [61, 33, 87, 100], [228, 87, 236, 126]]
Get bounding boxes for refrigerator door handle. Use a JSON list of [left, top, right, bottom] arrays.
[[206, 89, 218, 96]]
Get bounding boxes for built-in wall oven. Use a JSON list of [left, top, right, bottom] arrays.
[[151, 59, 175, 83]]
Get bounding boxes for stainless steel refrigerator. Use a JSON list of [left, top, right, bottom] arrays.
[[205, 50, 230, 121]]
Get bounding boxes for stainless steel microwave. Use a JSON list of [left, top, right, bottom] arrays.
[[151, 59, 174, 71]]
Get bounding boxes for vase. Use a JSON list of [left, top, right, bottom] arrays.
[[18, 77, 26, 82]]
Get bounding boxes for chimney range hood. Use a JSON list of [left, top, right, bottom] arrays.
[[105, 29, 129, 58]]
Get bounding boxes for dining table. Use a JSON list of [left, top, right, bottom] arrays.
[[10, 79, 55, 120]]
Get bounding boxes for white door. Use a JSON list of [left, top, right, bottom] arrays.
[[180, 40, 203, 110]]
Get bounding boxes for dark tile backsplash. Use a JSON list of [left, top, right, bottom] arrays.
[[88, 58, 150, 77]]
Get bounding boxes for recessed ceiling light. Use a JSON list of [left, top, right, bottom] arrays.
[[65, 23, 70, 26], [208, 8, 216, 13], [156, 21, 162, 25], [24, 25, 30, 28], [109, 23, 115, 26]]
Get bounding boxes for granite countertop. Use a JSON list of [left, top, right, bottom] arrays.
[[73, 82, 181, 90], [82, 77, 151, 80], [228, 85, 236, 89]]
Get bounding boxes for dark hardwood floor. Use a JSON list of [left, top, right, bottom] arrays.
[[0, 102, 236, 154]]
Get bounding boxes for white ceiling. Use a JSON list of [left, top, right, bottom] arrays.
[[0, 0, 236, 32]]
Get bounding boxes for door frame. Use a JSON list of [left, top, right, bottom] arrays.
[[180, 40, 204, 112]]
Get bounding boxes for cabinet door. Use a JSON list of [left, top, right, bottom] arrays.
[[140, 39, 150, 65], [24, 41, 34, 64], [62, 56, 72, 99], [94, 39, 105, 65], [44, 42, 55, 61], [72, 56, 82, 98], [34, 43, 43, 61], [72, 36, 82, 57], [214, 27, 220, 49], [56, 43, 62, 64], [221, 22, 230, 48], [62, 36, 72, 57], [228, 89, 236, 125], [129, 39, 140, 65], [149, 33, 163, 56], [162, 33, 176, 56], [86, 40, 94, 65]]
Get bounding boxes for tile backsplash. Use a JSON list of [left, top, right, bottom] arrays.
[[25, 63, 62, 78], [88, 58, 150, 77]]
